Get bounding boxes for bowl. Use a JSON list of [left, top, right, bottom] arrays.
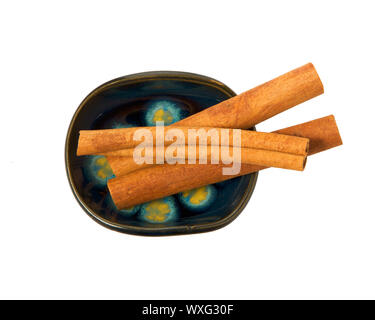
[[65, 71, 258, 236]]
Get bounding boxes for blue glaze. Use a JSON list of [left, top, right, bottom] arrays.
[[119, 205, 141, 216], [144, 100, 189, 126], [215, 180, 230, 188], [178, 185, 217, 212], [83, 155, 115, 187], [111, 121, 135, 129], [106, 195, 140, 216], [139, 196, 179, 223]]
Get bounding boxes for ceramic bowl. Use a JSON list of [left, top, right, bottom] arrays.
[[65, 71, 258, 236]]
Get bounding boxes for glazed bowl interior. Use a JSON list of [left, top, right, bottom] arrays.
[[65, 71, 257, 236]]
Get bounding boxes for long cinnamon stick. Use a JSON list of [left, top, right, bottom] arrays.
[[78, 127, 309, 156], [80, 127, 309, 173], [108, 115, 342, 209], [92, 63, 323, 175]]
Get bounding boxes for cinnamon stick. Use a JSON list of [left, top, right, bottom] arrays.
[[177, 63, 323, 129], [107, 115, 342, 209], [77, 127, 309, 156], [79, 127, 309, 172]]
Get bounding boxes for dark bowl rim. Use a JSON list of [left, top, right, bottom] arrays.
[[65, 70, 258, 236]]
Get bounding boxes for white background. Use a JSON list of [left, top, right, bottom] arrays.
[[0, 0, 374, 299]]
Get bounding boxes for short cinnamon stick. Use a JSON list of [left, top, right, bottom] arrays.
[[107, 115, 342, 209], [177, 63, 324, 129]]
